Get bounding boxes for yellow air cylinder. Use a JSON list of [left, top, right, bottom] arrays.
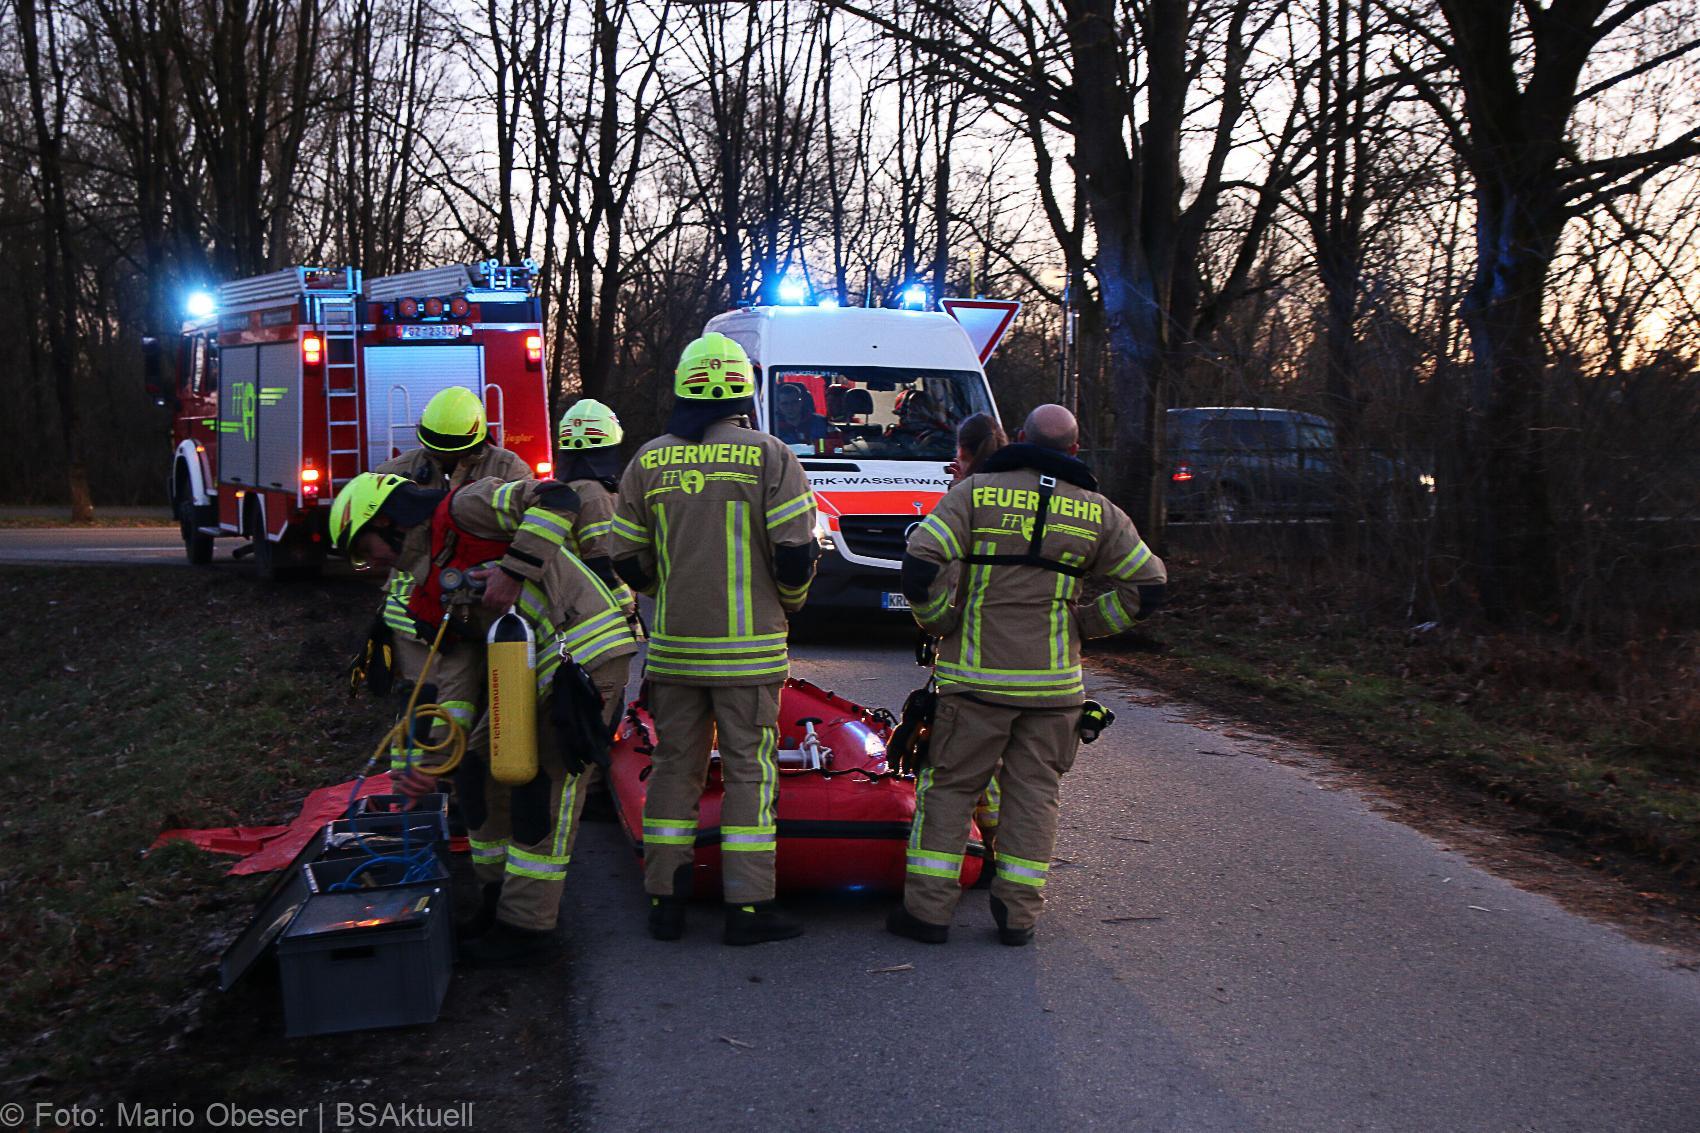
[[486, 611, 539, 785]]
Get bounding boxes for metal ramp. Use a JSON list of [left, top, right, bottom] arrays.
[[219, 266, 359, 312], [364, 260, 539, 303]]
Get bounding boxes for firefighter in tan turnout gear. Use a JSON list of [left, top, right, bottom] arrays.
[[352, 386, 534, 699], [889, 404, 1167, 946], [330, 470, 637, 966], [556, 398, 639, 625], [609, 332, 819, 946]]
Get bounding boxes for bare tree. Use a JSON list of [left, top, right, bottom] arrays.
[[13, 0, 92, 519], [1385, 0, 1700, 618]]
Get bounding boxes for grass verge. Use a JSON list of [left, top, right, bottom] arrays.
[[0, 566, 399, 1092], [1091, 552, 1700, 885]]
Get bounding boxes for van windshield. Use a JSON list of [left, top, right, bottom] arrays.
[[768, 366, 991, 460]]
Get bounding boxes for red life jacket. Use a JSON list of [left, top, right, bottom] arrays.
[[407, 487, 512, 626]]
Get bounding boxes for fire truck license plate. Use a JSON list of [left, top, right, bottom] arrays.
[[397, 324, 463, 340], [882, 592, 911, 611]]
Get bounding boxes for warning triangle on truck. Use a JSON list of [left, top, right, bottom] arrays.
[[941, 298, 1022, 364]]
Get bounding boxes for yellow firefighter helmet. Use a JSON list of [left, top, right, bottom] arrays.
[[416, 386, 489, 452], [329, 472, 411, 554], [674, 333, 755, 401], [557, 398, 624, 450]]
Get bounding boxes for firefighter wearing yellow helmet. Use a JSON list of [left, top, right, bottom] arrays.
[[377, 386, 531, 489], [609, 332, 819, 945], [355, 386, 533, 705], [554, 398, 637, 619], [330, 469, 638, 966], [552, 397, 639, 810]]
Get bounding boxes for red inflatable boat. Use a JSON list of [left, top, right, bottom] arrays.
[[607, 677, 985, 894]]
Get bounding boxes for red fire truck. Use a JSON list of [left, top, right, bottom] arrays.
[[148, 261, 552, 579]]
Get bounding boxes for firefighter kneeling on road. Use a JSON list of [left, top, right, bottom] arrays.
[[889, 404, 1167, 946], [610, 332, 819, 946], [331, 470, 637, 966]]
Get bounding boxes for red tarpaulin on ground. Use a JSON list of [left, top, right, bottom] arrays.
[[152, 775, 394, 875]]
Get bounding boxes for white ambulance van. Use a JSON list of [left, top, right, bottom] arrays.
[[703, 304, 1005, 613]]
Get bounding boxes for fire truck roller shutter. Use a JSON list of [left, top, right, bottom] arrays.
[[217, 345, 259, 486], [361, 344, 485, 468], [256, 343, 303, 491]]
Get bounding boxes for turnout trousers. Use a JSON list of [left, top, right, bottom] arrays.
[[642, 681, 782, 905], [448, 652, 631, 932], [904, 694, 1080, 931]]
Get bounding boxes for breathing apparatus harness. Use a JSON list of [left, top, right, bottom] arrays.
[[960, 445, 1099, 578]]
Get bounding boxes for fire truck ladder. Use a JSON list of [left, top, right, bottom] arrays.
[[310, 292, 363, 488]]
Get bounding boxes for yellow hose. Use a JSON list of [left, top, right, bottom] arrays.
[[373, 616, 467, 778]]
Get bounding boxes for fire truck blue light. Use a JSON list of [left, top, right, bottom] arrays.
[[185, 291, 217, 318]]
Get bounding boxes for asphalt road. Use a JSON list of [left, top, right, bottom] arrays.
[[561, 622, 1700, 1133], [0, 526, 200, 566]]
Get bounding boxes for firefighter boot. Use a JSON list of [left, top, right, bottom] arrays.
[[648, 864, 693, 941], [724, 901, 804, 946], [989, 895, 1033, 947], [886, 904, 950, 944], [458, 921, 557, 968], [455, 882, 503, 942], [648, 896, 687, 941]]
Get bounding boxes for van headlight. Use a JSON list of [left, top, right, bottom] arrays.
[[813, 515, 837, 551], [1419, 473, 1437, 493]]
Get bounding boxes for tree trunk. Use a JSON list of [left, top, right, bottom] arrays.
[[1458, 180, 1562, 619], [16, 0, 93, 520]]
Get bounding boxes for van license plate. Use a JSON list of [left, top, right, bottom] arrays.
[[882, 592, 911, 611]]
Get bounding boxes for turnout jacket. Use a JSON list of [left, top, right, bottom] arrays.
[[566, 476, 636, 618], [377, 445, 532, 637], [397, 477, 637, 686], [902, 446, 1166, 708], [609, 418, 817, 686]]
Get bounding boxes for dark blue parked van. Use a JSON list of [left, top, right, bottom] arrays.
[[1165, 407, 1433, 522]]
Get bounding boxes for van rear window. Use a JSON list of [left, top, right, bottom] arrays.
[[1198, 419, 1289, 450]]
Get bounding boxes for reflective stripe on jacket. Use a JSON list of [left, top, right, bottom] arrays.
[[568, 477, 635, 615]]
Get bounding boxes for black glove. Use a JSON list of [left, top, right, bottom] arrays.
[[348, 615, 395, 698], [888, 684, 937, 776], [1135, 583, 1167, 619]]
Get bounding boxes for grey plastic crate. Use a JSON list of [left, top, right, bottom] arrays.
[[325, 792, 450, 848], [276, 856, 453, 1037]]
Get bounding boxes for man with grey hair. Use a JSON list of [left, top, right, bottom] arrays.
[[891, 403, 1167, 945]]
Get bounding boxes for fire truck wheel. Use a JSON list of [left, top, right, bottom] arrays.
[[253, 534, 297, 583], [176, 499, 214, 565], [253, 530, 324, 583]]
